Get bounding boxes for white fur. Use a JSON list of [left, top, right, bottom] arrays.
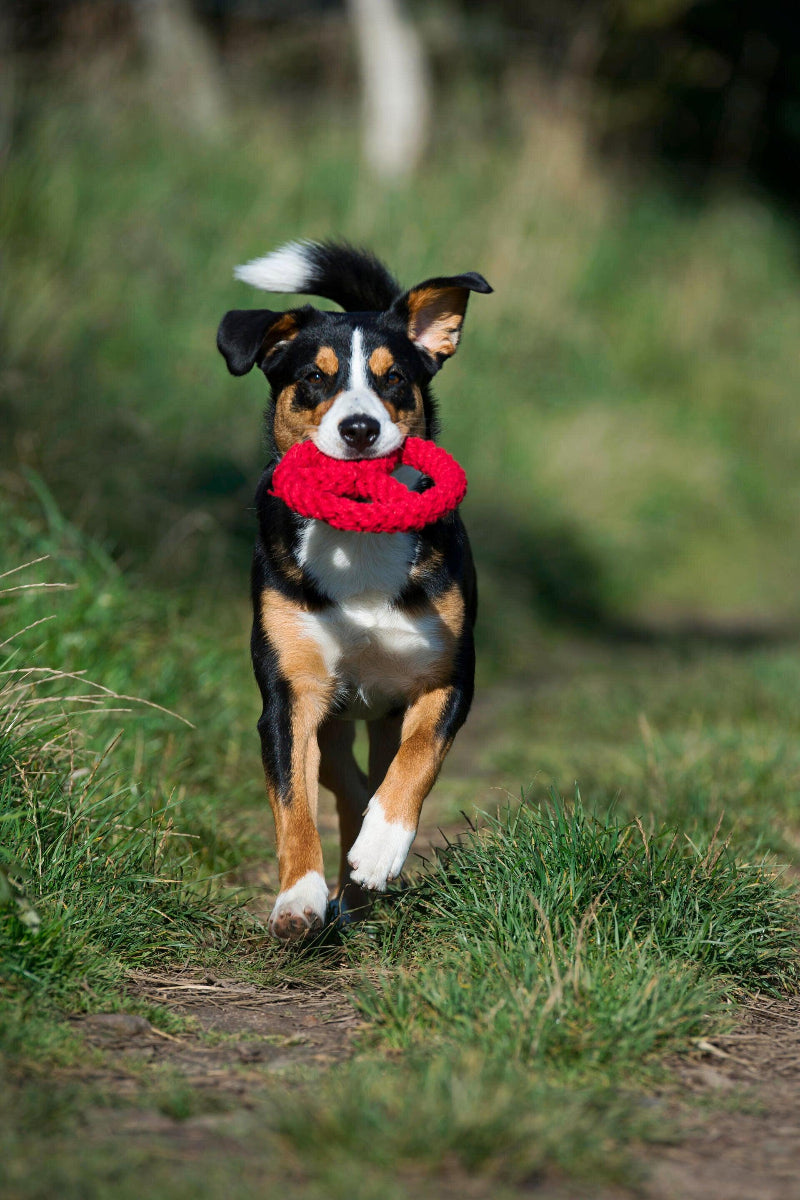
[[315, 328, 402, 460], [298, 520, 415, 601], [348, 796, 415, 890], [269, 870, 328, 935], [234, 240, 313, 294], [296, 518, 442, 717], [301, 595, 444, 719]]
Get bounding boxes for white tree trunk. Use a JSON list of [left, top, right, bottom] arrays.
[[347, 0, 430, 181], [132, 0, 226, 136]]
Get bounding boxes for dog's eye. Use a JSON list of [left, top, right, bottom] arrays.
[[386, 367, 404, 386], [304, 368, 324, 385]]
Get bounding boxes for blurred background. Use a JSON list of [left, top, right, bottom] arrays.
[[2, 0, 800, 665]]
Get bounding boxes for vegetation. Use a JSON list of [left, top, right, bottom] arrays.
[[2, 65, 800, 1199]]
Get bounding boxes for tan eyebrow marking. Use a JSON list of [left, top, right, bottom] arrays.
[[315, 346, 339, 374], [369, 346, 395, 376]]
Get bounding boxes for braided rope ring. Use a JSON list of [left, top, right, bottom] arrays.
[[270, 437, 467, 533]]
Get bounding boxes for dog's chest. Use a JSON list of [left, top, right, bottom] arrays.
[[296, 521, 444, 716]]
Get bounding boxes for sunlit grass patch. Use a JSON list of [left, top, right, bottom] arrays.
[[4, 80, 800, 638], [351, 793, 798, 1063], [271, 793, 799, 1194]]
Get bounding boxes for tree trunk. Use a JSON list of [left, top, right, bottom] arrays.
[[347, 0, 430, 182], [131, 0, 226, 136]]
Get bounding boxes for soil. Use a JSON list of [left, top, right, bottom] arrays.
[[63, 968, 800, 1200], [73, 967, 362, 1096], [645, 996, 800, 1200], [60, 689, 800, 1198]]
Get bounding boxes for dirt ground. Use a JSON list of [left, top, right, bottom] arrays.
[[646, 996, 800, 1200], [64, 966, 800, 1200], [60, 689, 800, 1199]]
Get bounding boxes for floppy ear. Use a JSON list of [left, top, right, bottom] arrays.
[[216, 309, 302, 376], [393, 272, 493, 371]]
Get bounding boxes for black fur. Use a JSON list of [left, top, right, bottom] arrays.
[[218, 242, 491, 919], [297, 240, 402, 312]]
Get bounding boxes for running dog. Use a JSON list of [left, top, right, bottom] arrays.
[[217, 241, 492, 939]]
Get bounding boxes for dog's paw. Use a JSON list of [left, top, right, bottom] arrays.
[[268, 871, 329, 941], [348, 797, 415, 891]]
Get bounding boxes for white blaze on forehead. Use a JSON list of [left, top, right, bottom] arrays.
[[233, 240, 313, 293], [348, 326, 369, 390], [314, 326, 403, 460]]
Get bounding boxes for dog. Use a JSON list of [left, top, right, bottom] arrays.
[[217, 241, 492, 939]]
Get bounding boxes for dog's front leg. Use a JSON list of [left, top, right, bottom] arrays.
[[348, 683, 470, 891], [258, 683, 331, 941]]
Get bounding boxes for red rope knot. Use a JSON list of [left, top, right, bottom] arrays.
[[270, 437, 467, 533]]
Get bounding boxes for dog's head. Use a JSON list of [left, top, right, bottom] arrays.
[[218, 248, 491, 460]]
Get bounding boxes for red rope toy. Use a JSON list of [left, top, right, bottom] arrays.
[[270, 437, 467, 533]]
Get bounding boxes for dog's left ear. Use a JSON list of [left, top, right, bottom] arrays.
[[392, 272, 493, 372], [217, 309, 303, 376]]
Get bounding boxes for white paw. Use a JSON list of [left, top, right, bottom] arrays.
[[348, 797, 415, 891], [268, 871, 329, 941]]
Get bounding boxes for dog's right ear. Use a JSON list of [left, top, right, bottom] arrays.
[[216, 309, 302, 376]]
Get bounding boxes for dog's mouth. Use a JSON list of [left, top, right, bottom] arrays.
[[308, 432, 407, 463]]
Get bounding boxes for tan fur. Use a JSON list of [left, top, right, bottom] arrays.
[[262, 312, 300, 360], [410, 545, 444, 584], [368, 345, 395, 376], [315, 346, 339, 375], [377, 688, 453, 828], [407, 286, 466, 360], [274, 386, 338, 456], [381, 383, 425, 439], [432, 583, 465, 643], [259, 589, 334, 890]]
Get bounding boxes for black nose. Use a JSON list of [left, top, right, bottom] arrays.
[[338, 414, 380, 453]]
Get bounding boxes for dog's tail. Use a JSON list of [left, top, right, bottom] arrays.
[[233, 240, 401, 313]]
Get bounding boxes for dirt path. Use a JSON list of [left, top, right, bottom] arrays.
[[73, 967, 361, 1096], [645, 996, 800, 1200], [61, 681, 800, 1199], [64, 968, 800, 1200]]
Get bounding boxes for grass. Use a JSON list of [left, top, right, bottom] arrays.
[[267, 794, 797, 1192], [3, 75, 800, 648], [1, 501, 798, 1197], [2, 476, 800, 1197], [3, 62, 800, 1199], [355, 795, 797, 1052], [0, 612, 247, 1037]]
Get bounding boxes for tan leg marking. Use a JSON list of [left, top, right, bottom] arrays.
[[348, 690, 455, 891], [367, 713, 403, 796], [259, 590, 334, 936], [378, 688, 453, 828]]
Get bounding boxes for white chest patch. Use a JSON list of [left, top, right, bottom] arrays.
[[296, 519, 443, 717], [298, 520, 416, 602]]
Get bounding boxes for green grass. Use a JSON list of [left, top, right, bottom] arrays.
[[3, 77, 800, 649], [2, 501, 800, 1195], [356, 795, 797, 1049], [465, 639, 800, 857], [0, 616, 247, 1032], [251, 792, 797, 1197], [4, 65, 800, 1199]]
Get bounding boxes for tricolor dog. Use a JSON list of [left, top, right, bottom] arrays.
[[217, 241, 492, 939]]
